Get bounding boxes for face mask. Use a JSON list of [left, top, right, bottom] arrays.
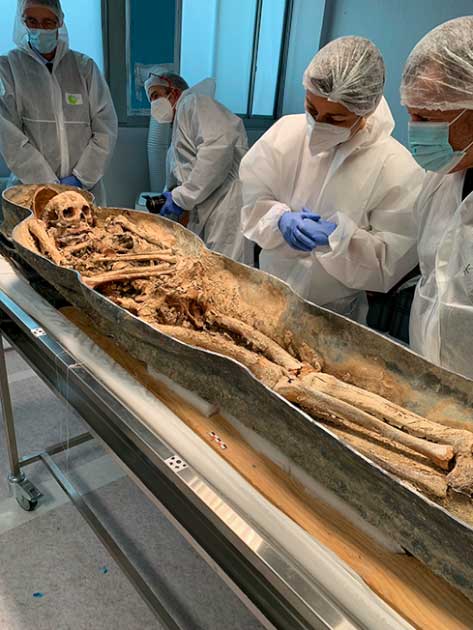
[[28, 28, 58, 55], [306, 113, 361, 155], [151, 97, 174, 123], [408, 110, 473, 174]]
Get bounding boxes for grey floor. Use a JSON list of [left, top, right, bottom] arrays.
[[0, 348, 264, 630]]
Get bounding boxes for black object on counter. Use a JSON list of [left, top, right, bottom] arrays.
[[143, 194, 167, 214]]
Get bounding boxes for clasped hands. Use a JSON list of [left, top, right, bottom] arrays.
[[279, 209, 337, 252]]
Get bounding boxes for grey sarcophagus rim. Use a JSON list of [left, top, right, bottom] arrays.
[[3, 184, 473, 603]]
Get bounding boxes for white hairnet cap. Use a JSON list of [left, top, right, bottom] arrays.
[[145, 69, 189, 101], [303, 36, 385, 116], [401, 16, 473, 111], [19, 0, 64, 22], [144, 68, 172, 97]]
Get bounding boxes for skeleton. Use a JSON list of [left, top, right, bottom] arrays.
[[24, 187, 473, 501]]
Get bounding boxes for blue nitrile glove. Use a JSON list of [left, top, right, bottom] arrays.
[[298, 216, 337, 249], [60, 175, 83, 188], [278, 211, 321, 251], [160, 191, 185, 219]]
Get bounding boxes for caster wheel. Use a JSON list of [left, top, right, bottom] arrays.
[[17, 495, 38, 512]]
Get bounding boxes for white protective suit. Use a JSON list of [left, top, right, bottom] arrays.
[[0, 10, 118, 206], [240, 97, 425, 321], [399, 16, 473, 378], [166, 80, 250, 263], [409, 171, 473, 378]]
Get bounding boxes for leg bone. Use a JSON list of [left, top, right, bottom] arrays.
[[276, 379, 454, 470]]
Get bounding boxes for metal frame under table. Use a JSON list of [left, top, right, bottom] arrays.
[[0, 289, 374, 629]]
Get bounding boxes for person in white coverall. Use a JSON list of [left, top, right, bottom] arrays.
[[0, 0, 118, 206], [145, 71, 250, 264], [401, 16, 473, 379], [240, 36, 424, 322]]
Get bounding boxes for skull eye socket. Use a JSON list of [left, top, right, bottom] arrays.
[[63, 207, 75, 218], [82, 205, 90, 214], [45, 208, 59, 222]]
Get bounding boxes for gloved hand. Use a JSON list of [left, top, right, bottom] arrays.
[[278, 211, 322, 251], [297, 216, 337, 249], [60, 175, 83, 188], [160, 192, 185, 218]]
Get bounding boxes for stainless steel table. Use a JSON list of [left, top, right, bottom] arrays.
[[0, 288, 409, 630]]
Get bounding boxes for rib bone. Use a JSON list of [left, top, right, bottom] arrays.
[[93, 252, 175, 264]]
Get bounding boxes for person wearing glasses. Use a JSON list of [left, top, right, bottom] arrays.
[[0, 0, 118, 205]]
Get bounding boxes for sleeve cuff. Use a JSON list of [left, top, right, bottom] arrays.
[[170, 187, 188, 211], [72, 170, 91, 189], [252, 203, 291, 250], [318, 211, 359, 258]]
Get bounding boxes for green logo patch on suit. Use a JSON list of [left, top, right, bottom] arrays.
[[66, 93, 83, 106]]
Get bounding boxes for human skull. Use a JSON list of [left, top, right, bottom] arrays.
[[43, 191, 94, 228]]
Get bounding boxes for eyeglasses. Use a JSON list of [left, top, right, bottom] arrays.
[[23, 17, 59, 30]]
